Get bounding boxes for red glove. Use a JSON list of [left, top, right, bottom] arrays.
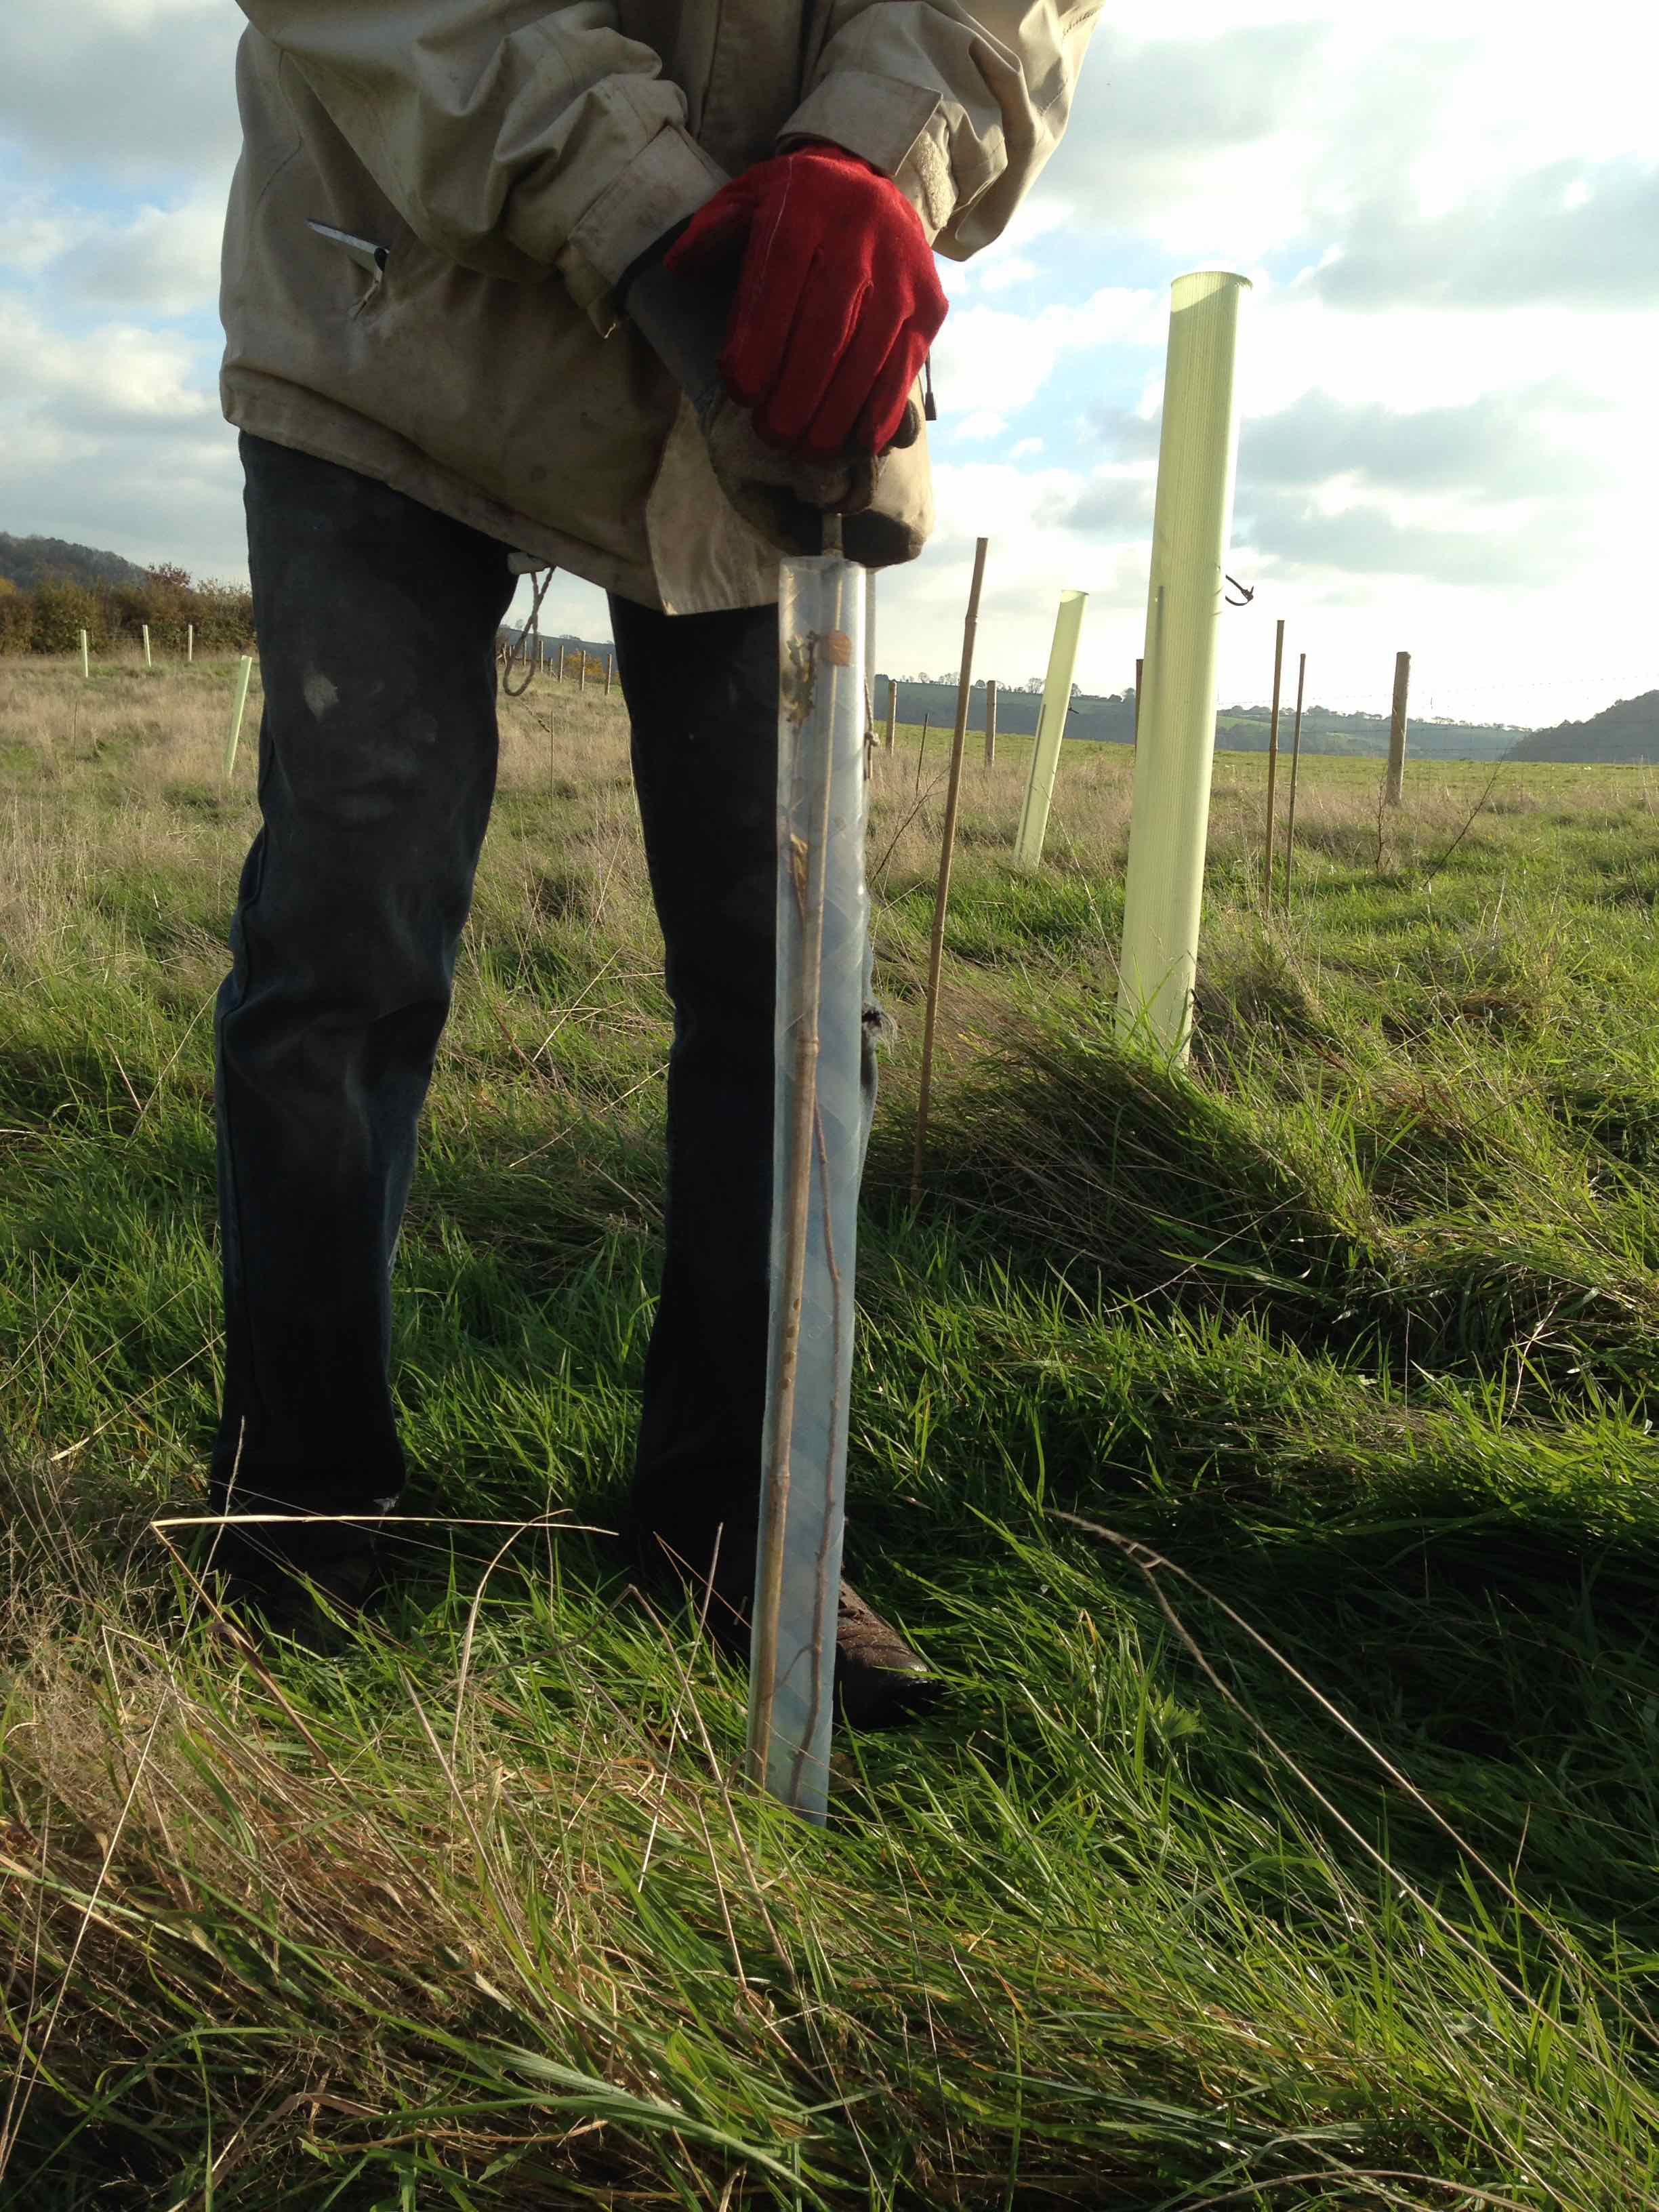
[[663, 142, 947, 462]]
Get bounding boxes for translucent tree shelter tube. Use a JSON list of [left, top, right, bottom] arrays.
[[223, 655, 254, 782], [747, 524, 867, 1826], [1012, 590, 1088, 872], [1115, 271, 1251, 1061]]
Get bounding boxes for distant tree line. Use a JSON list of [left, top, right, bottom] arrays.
[[0, 565, 256, 657], [879, 675, 1139, 744], [496, 629, 616, 684]]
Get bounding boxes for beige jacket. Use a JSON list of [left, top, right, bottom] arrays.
[[220, 3, 1101, 612]]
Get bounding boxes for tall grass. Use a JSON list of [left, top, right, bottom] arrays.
[[3, 661, 1659, 2204]]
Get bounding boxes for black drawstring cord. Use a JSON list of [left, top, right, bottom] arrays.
[[502, 566, 555, 697]]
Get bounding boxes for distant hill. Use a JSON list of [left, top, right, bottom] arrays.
[[499, 635, 1659, 768], [0, 531, 149, 592], [878, 678, 1530, 762], [1510, 692, 1659, 764], [1212, 706, 1527, 763], [499, 629, 615, 672], [878, 678, 1137, 746]]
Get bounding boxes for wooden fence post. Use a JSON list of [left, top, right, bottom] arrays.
[[1385, 651, 1411, 806], [186, 623, 194, 663], [79, 629, 89, 680], [605, 652, 614, 697], [914, 710, 930, 794], [983, 676, 998, 766], [142, 624, 152, 670], [1263, 617, 1286, 912], [885, 677, 897, 754]]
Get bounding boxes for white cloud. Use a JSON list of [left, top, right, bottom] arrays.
[[0, 0, 241, 180], [977, 256, 1037, 294], [2, 188, 228, 319], [930, 287, 1162, 424], [3, 1, 1657, 722], [0, 302, 237, 574], [57, 192, 228, 318], [1312, 157, 1659, 312], [0, 307, 214, 430], [0, 201, 94, 279]]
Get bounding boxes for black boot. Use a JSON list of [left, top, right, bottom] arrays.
[[628, 1513, 943, 1730], [196, 1491, 392, 1652]]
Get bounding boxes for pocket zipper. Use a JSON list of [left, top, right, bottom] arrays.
[[307, 220, 391, 313], [307, 220, 390, 274]]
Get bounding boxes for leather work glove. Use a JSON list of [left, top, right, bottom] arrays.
[[662, 141, 948, 462], [696, 390, 924, 559], [619, 207, 929, 565]]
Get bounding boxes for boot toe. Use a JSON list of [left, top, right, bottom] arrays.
[[834, 1582, 943, 1730]]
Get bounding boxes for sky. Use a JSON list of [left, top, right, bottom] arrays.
[[1, 3, 1655, 728]]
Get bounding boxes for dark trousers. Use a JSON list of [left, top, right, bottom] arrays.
[[213, 432, 864, 1585]]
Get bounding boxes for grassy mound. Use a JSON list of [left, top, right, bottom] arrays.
[[3, 663, 1659, 2205]]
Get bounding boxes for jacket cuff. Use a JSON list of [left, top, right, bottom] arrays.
[[779, 70, 962, 241], [566, 121, 727, 286]]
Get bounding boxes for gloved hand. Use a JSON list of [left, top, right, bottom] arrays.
[[619, 222, 928, 564], [663, 141, 947, 462], [697, 389, 926, 562]]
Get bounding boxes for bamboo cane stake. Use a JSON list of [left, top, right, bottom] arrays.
[[1263, 617, 1286, 914], [912, 538, 990, 1206], [1283, 651, 1307, 914]]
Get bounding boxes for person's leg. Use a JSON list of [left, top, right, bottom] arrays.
[[606, 596, 780, 1599], [211, 433, 515, 1590]]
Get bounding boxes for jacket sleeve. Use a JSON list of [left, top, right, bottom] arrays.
[[233, 1, 726, 285], [779, 3, 1103, 260]]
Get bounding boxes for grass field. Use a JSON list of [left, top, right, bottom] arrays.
[[5, 654, 1659, 2207]]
